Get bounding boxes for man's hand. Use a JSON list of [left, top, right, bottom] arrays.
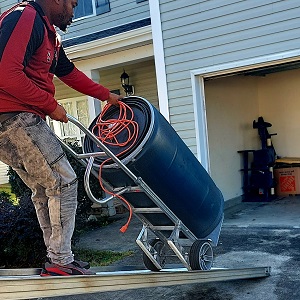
[[48, 104, 68, 123], [107, 92, 123, 106]]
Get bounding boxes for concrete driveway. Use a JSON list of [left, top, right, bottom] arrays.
[[41, 196, 300, 300]]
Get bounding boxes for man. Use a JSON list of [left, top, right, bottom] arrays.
[[0, 0, 121, 276]]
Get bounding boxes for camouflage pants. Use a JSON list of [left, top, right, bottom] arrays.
[[0, 112, 77, 265]]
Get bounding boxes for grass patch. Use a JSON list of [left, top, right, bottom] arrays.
[[0, 183, 18, 204], [74, 248, 134, 267]]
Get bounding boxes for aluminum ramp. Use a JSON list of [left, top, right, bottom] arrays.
[[0, 267, 270, 300]]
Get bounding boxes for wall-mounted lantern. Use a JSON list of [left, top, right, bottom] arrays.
[[120, 70, 134, 96]]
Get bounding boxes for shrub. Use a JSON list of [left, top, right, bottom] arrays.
[[0, 192, 18, 267], [0, 193, 45, 268], [1, 141, 106, 268]]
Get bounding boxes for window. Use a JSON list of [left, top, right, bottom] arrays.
[[136, 0, 148, 3], [48, 97, 90, 145], [74, 0, 110, 20], [74, 0, 94, 19]]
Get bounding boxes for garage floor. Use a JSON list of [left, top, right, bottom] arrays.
[[224, 195, 300, 228]]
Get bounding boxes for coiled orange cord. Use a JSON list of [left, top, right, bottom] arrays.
[[92, 102, 139, 233]]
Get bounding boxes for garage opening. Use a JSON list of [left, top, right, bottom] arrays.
[[195, 59, 300, 203]]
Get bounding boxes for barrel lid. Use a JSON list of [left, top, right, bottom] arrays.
[[83, 96, 154, 166]]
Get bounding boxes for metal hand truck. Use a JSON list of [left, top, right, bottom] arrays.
[[60, 98, 223, 272]]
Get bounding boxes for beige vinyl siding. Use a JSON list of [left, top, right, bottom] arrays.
[[97, 60, 159, 109]]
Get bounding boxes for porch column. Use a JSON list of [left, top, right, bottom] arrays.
[[83, 69, 102, 122]]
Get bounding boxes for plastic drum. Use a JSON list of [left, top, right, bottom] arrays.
[[84, 96, 224, 239]]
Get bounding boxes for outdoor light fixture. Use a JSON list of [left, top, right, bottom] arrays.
[[120, 70, 134, 96]]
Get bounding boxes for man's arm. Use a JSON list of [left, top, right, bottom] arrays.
[[0, 7, 58, 115]]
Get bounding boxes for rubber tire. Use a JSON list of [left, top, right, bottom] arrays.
[[189, 240, 213, 271], [142, 239, 167, 271]]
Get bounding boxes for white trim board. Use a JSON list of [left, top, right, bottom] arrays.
[[149, 0, 170, 121]]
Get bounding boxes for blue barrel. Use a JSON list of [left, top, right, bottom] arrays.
[[84, 97, 224, 239]]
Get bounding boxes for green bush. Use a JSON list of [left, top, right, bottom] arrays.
[[0, 193, 45, 268], [1, 141, 106, 268]]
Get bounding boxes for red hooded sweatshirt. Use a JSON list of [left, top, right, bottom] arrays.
[[0, 1, 110, 119]]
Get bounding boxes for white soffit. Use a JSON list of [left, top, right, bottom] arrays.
[[65, 26, 153, 61]]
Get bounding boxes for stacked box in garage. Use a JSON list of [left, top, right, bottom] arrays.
[[274, 167, 300, 196]]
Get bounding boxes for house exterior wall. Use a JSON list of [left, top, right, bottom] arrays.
[[0, 1, 150, 42], [158, 0, 300, 155], [55, 60, 158, 107], [0, 0, 15, 13], [62, 0, 150, 41], [97, 60, 159, 109]]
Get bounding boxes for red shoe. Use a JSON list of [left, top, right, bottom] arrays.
[[44, 257, 90, 269], [41, 261, 95, 276]]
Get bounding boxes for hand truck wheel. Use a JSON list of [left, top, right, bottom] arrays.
[[142, 238, 167, 271], [189, 240, 213, 270]]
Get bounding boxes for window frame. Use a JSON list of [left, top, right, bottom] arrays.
[[48, 97, 90, 145], [74, 0, 110, 21]]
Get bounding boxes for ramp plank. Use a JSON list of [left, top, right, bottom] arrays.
[[0, 267, 270, 300]]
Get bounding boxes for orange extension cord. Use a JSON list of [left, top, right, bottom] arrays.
[[92, 102, 139, 233]]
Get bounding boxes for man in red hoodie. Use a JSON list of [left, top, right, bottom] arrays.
[[0, 0, 121, 276]]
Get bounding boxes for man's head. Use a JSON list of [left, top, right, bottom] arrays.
[[36, 0, 78, 32]]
